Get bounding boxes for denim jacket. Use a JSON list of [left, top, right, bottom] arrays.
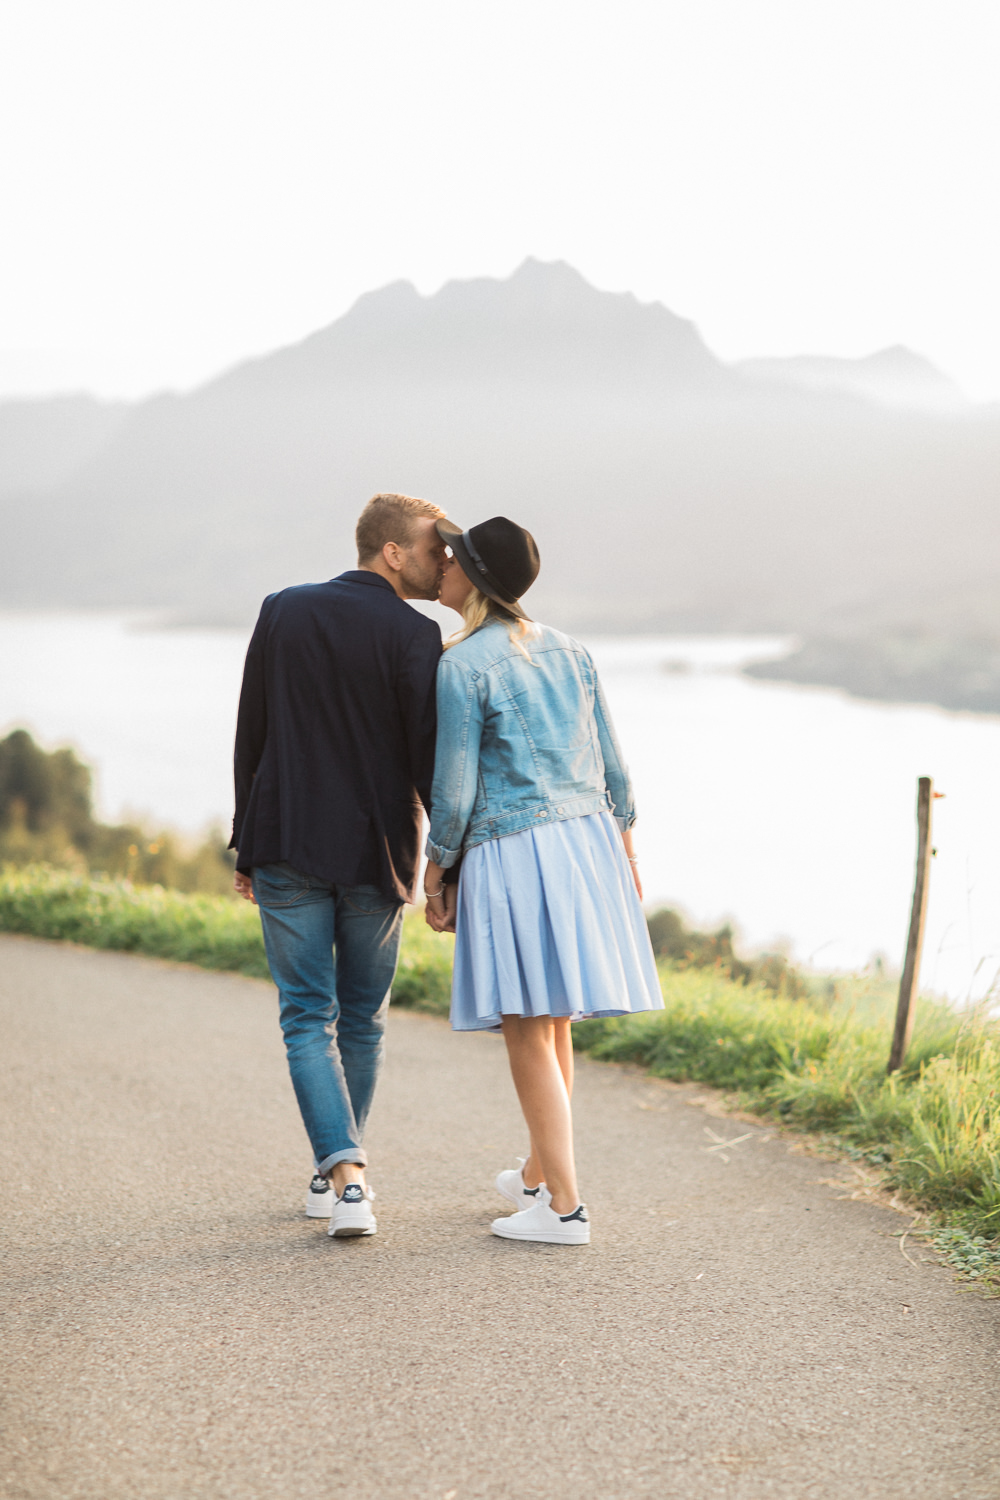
[[425, 619, 636, 868]]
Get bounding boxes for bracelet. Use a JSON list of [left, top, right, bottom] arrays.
[[627, 856, 639, 864], [424, 885, 445, 898]]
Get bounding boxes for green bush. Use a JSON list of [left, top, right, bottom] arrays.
[[0, 729, 237, 893], [645, 905, 809, 998]]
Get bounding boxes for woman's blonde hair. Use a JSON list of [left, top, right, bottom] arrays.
[[444, 586, 537, 662]]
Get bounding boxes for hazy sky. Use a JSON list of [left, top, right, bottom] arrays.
[[2, 1, 999, 400]]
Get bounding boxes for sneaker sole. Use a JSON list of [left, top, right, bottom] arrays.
[[491, 1221, 589, 1245], [328, 1212, 377, 1238]]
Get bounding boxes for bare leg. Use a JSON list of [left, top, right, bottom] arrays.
[[502, 1015, 579, 1214], [523, 1018, 574, 1188], [554, 1016, 574, 1095], [331, 1162, 366, 1195]]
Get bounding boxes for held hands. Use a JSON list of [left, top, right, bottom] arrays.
[[425, 885, 457, 933], [422, 837, 639, 929], [424, 860, 457, 934]]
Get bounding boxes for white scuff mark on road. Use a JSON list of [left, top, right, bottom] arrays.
[[703, 1125, 756, 1163]]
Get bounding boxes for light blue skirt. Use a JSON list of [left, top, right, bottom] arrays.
[[450, 809, 664, 1032]]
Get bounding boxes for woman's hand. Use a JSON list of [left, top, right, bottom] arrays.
[[234, 871, 257, 904], [423, 861, 457, 934], [621, 829, 642, 902]]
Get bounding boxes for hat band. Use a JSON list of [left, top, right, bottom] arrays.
[[462, 530, 519, 605]]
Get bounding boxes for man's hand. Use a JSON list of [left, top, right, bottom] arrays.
[[234, 871, 257, 904]]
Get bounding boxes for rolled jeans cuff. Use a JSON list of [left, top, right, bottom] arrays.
[[317, 1147, 368, 1175]]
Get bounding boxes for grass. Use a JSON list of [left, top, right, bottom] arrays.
[[3, 862, 999, 1276], [573, 967, 1000, 1258], [0, 863, 454, 1007]]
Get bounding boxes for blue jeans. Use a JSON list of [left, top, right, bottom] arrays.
[[252, 863, 404, 1174]]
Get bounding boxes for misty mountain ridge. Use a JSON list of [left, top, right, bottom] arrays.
[[735, 346, 970, 412], [220, 259, 730, 395], [0, 394, 130, 491], [2, 260, 999, 706], [2, 259, 969, 501]]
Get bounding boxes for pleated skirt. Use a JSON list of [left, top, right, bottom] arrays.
[[450, 809, 664, 1032]]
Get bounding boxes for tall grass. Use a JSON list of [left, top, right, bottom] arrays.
[[574, 969, 1000, 1242], [3, 863, 999, 1255]]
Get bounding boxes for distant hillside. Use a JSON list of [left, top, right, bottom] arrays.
[[735, 346, 970, 412], [0, 395, 129, 490], [746, 632, 1000, 716], [2, 260, 999, 664]]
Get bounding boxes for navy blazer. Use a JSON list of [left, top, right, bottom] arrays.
[[230, 571, 442, 903]]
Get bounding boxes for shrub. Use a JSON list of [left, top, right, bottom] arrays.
[[645, 905, 809, 998], [0, 729, 237, 893]]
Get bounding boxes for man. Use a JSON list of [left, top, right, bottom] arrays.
[[231, 493, 447, 1238]]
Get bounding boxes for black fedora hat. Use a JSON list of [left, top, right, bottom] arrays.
[[436, 516, 540, 620]]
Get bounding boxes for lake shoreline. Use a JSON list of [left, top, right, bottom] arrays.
[[2, 612, 998, 998]]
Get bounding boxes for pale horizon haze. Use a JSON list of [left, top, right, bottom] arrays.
[[2, 1, 999, 401]]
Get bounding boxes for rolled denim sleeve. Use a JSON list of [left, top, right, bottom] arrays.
[[591, 657, 637, 832], [425, 655, 484, 867]]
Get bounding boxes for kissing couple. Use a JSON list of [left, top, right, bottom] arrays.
[[231, 492, 661, 1245]]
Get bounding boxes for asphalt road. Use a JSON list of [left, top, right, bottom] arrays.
[[2, 933, 999, 1500]]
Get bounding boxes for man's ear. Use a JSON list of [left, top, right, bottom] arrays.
[[381, 541, 405, 574]]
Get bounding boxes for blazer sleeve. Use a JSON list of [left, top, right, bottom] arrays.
[[395, 619, 443, 813], [229, 601, 271, 854]]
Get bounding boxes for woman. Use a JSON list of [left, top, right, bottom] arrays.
[[424, 515, 663, 1245]]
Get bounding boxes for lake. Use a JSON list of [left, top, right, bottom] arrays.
[[2, 609, 998, 1001]]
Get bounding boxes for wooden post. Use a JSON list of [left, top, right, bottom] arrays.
[[887, 776, 933, 1074]]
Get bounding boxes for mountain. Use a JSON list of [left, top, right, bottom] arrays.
[[2, 259, 999, 656], [0, 395, 129, 491], [746, 631, 1000, 714], [735, 346, 969, 412], [223, 258, 728, 393]]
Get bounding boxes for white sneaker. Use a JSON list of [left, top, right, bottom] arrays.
[[495, 1157, 545, 1212], [491, 1191, 590, 1245], [328, 1183, 377, 1238], [305, 1174, 334, 1218]]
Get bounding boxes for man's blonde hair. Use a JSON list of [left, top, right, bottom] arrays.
[[355, 493, 446, 564]]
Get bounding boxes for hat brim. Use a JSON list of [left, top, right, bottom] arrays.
[[436, 519, 528, 619]]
